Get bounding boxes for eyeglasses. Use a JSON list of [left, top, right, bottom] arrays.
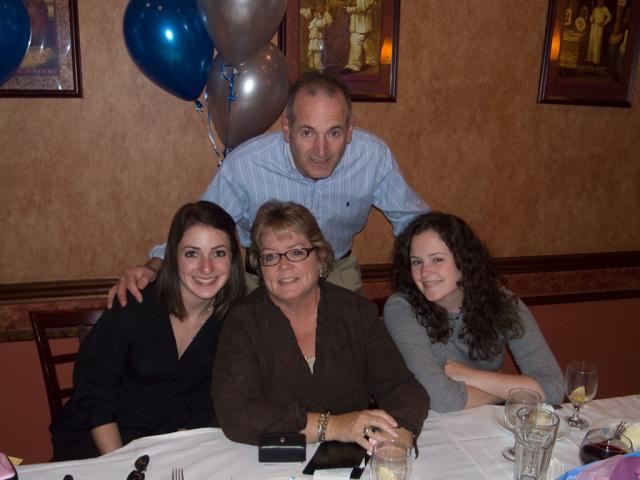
[[127, 454, 149, 480], [258, 247, 318, 267]]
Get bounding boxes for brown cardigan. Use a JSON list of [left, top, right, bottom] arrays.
[[211, 280, 429, 445]]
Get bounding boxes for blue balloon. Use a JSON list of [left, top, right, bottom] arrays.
[[0, 0, 31, 86], [123, 0, 213, 101]]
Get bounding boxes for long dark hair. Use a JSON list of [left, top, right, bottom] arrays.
[[156, 201, 245, 319], [391, 212, 523, 360]]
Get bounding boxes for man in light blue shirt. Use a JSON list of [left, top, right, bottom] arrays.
[[109, 72, 427, 306]]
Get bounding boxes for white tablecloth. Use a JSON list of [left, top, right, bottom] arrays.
[[17, 394, 640, 480]]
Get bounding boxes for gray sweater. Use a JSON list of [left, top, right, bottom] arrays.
[[383, 293, 564, 413]]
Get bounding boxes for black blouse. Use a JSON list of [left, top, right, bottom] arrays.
[[50, 285, 222, 461]]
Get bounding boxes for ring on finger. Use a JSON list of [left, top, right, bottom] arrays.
[[363, 425, 371, 437]]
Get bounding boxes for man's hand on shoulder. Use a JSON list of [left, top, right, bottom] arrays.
[[106, 258, 163, 309]]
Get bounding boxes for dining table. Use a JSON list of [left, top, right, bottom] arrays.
[[17, 394, 640, 480]]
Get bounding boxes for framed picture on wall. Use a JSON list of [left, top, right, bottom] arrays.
[[0, 0, 82, 98], [537, 0, 640, 107], [279, 0, 400, 102]]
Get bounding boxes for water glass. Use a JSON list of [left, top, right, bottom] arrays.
[[370, 439, 412, 480], [502, 387, 542, 461], [514, 405, 560, 480]]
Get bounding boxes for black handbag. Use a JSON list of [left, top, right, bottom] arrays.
[[258, 433, 307, 463]]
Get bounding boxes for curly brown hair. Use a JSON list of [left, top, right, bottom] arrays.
[[391, 212, 523, 360]]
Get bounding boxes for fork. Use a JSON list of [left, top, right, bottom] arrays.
[[172, 467, 184, 480], [613, 421, 627, 438]]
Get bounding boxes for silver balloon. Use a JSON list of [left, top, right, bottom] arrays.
[[197, 0, 287, 66], [207, 43, 289, 148]]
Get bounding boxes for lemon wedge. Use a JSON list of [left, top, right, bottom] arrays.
[[569, 386, 586, 404], [623, 423, 640, 450], [376, 466, 398, 480]]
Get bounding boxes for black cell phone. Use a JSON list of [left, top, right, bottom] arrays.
[[302, 441, 368, 478]]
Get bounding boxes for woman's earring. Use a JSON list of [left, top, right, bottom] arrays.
[[319, 265, 327, 278]]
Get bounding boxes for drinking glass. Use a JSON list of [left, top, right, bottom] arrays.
[[370, 439, 412, 480], [564, 361, 598, 429], [501, 387, 542, 461], [579, 428, 632, 465], [514, 405, 560, 480]]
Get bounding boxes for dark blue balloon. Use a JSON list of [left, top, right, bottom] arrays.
[[0, 0, 31, 86], [123, 0, 214, 101]]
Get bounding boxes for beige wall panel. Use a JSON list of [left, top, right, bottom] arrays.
[[1, 0, 639, 283]]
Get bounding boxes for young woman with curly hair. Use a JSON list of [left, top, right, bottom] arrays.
[[383, 212, 563, 413]]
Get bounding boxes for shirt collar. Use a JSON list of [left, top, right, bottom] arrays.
[[285, 142, 298, 172]]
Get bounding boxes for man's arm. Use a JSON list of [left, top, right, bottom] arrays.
[[371, 146, 429, 235], [106, 257, 162, 309]]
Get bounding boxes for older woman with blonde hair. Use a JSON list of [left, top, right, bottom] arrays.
[[212, 201, 428, 451]]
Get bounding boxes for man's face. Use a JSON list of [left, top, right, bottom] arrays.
[[282, 91, 354, 180]]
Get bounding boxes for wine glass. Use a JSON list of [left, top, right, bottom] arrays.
[[501, 387, 542, 461], [579, 428, 632, 464], [370, 439, 412, 480], [564, 361, 598, 429]]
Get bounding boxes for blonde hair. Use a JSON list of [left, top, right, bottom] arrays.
[[249, 201, 334, 276]]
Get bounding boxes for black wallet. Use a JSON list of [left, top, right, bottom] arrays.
[[302, 441, 368, 479], [258, 433, 307, 463]]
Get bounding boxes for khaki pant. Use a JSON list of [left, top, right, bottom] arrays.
[[244, 252, 362, 294]]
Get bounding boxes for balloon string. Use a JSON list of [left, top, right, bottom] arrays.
[[221, 64, 237, 102], [196, 96, 223, 167], [221, 64, 238, 156]]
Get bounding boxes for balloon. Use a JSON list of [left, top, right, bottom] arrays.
[[123, 0, 214, 101], [197, 0, 287, 66], [0, 0, 31, 86], [207, 43, 289, 148]]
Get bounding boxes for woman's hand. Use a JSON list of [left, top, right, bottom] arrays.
[[326, 409, 400, 451], [444, 359, 477, 382], [444, 359, 544, 406]]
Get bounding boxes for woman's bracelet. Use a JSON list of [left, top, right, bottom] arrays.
[[317, 411, 331, 442]]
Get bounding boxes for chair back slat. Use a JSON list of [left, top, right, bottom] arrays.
[[30, 309, 104, 419], [51, 353, 77, 364]]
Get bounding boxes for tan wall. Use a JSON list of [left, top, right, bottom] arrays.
[[1, 0, 639, 284]]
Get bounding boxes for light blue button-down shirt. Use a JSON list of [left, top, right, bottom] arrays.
[[151, 128, 428, 259]]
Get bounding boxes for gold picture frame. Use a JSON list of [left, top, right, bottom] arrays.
[[0, 0, 82, 97], [538, 0, 640, 107], [280, 0, 400, 101]]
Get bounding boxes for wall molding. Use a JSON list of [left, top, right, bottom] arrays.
[[1, 251, 639, 341], [0, 278, 117, 303], [361, 250, 640, 305], [1, 251, 639, 304]]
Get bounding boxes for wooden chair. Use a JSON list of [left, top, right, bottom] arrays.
[[30, 309, 104, 419]]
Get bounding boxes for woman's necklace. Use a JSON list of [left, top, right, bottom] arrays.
[[447, 311, 462, 328], [192, 298, 215, 340]]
